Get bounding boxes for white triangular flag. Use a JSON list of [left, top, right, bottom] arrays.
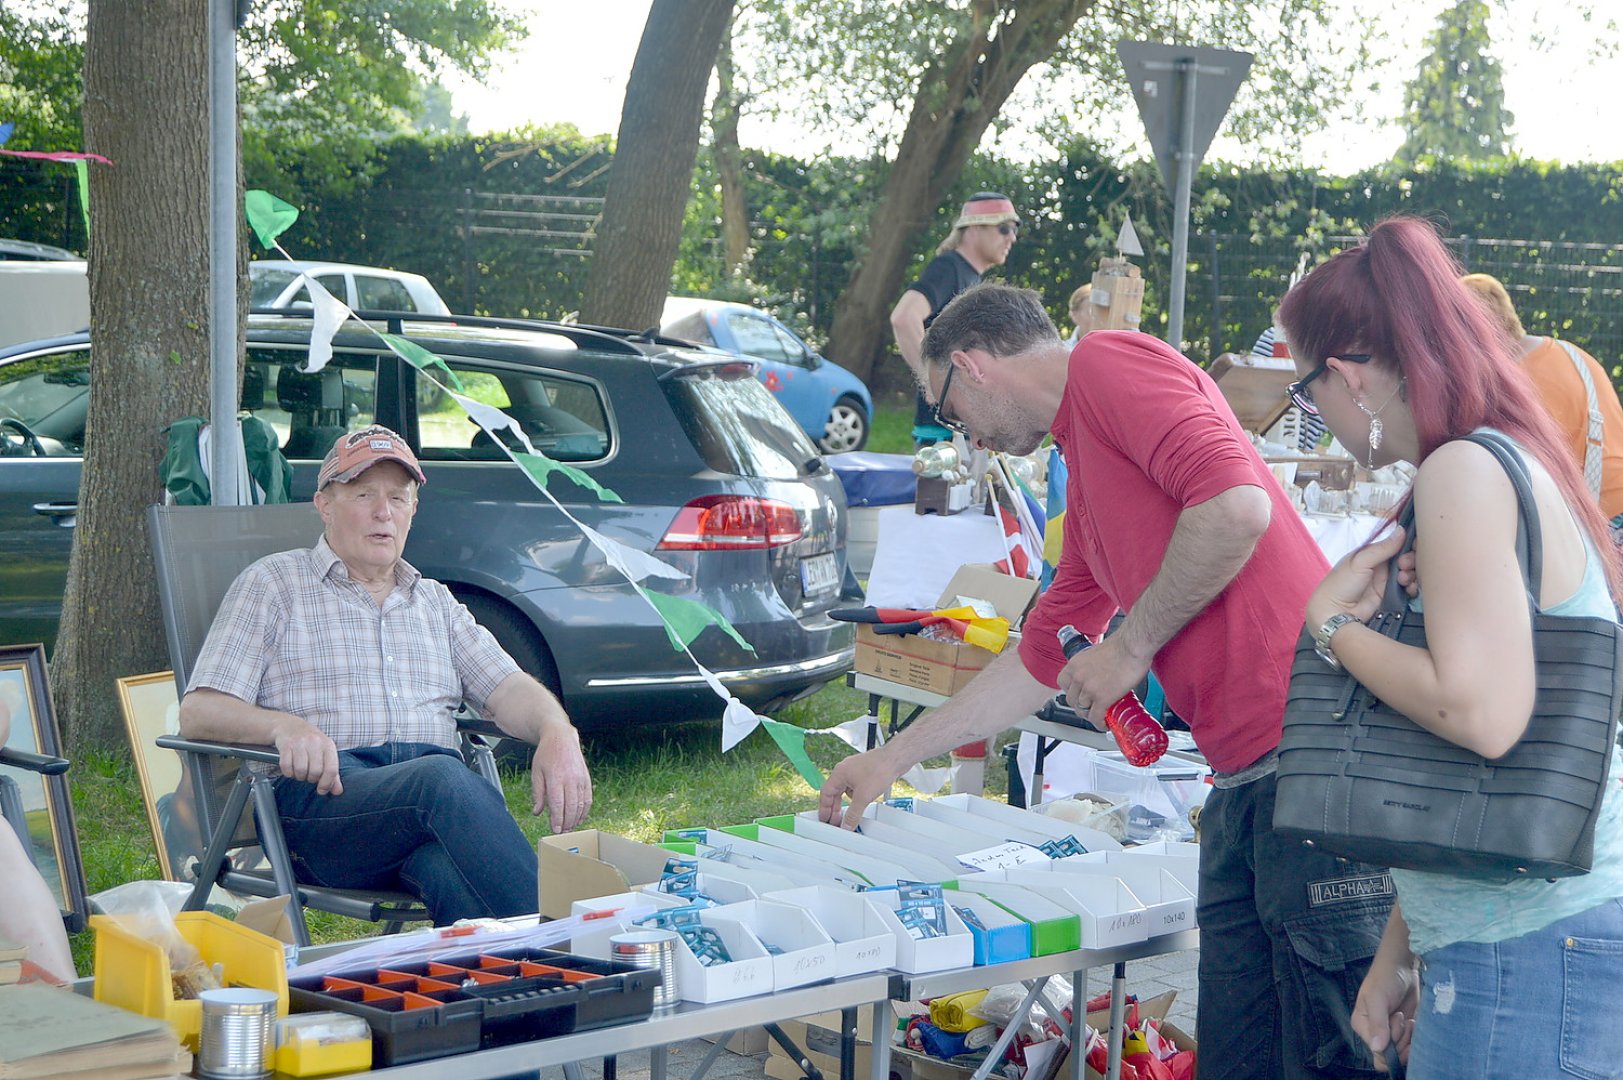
[[1116, 213, 1144, 258], [579, 524, 687, 583], [302, 275, 351, 374], [455, 394, 538, 455], [721, 697, 761, 753], [901, 763, 953, 794]]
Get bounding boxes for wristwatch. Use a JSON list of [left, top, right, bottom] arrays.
[[1312, 612, 1362, 670]]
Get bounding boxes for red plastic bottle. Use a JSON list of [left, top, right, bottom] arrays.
[[1056, 624, 1168, 767]]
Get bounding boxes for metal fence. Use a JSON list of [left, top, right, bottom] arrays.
[[1203, 233, 1623, 368]]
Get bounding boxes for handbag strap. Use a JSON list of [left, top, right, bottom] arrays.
[[1380, 430, 1541, 615]]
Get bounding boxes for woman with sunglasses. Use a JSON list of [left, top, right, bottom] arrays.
[[1276, 215, 1623, 1077]]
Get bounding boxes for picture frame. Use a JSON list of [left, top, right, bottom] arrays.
[[116, 670, 193, 882], [0, 644, 90, 932]]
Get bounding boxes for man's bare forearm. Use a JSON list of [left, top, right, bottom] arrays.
[[486, 672, 574, 745], [1113, 485, 1271, 662], [874, 650, 1054, 771]]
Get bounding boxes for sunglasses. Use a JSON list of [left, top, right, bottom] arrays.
[[996, 222, 1018, 238], [931, 362, 971, 436], [1287, 354, 1371, 415]]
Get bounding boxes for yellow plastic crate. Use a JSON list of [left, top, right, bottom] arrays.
[[92, 910, 290, 1049]]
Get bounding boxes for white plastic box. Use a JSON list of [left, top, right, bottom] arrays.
[[572, 908, 774, 1004], [1049, 857, 1196, 936], [706, 899, 838, 990], [765, 886, 897, 977]]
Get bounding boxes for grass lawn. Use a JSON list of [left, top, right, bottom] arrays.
[[62, 402, 933, 972]]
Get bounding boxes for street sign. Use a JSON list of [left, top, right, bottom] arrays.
[[1118, 41, 1252, 191], [1116, 41, 1253, 349]]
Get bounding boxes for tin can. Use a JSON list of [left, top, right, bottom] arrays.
[[197, 987, 278, 1079], [609, 928, 679, 1007]]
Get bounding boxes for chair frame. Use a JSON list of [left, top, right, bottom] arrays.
[[147, 503, 503, 946]]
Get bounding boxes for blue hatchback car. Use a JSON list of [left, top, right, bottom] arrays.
[[661, 298, 873, 454]]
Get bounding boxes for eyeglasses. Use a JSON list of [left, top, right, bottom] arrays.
[[996, 222, 1018, 238], [1287, 354, 1371, 415], [931, 362, 970, 436]]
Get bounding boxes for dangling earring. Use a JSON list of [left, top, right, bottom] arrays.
[[1354, 380, 1405, 469]]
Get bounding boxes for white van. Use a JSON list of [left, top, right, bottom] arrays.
[[0, 260, 89, 350]]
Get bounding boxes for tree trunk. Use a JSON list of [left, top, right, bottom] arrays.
[[713, 19, 750, 277], [580, 0, 734, 330], [826, 0, 1094, 385], [56, 1, 217, 752]]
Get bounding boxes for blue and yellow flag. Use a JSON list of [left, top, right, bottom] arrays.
[[1041, 447, 1067, 590]]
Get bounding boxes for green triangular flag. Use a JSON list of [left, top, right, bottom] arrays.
[[245, 190, 300, 250], [642, 591, 755, 654], [515, 451, 623, 503], [760, 718, 825, 789], [377, 333, 465, 393], [73, 159, 90, 241]]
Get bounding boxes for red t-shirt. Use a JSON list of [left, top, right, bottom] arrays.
[[1017, 331, 1329, 772]]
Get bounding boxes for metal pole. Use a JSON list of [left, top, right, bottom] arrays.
[[462, 187, 476, 314], [207, 0, 243, 505], [1166, 57, 1198, 352]]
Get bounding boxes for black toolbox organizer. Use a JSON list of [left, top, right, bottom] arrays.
[[288, 948, 658, 1066]]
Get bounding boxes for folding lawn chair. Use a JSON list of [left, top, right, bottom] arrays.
[[146, 502, 503, 946]]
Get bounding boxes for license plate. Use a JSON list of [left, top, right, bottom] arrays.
[[799, 552, 840, 596]]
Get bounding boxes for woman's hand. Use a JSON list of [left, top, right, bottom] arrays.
[[1352, 949, 1419, 1071], [1306, 526, 1406, 630]]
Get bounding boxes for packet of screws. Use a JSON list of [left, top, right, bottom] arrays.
[[636, 903, 714, 932], [666, 828, 708, 841], [1039, 835, 1088, 858], [896, 881, 948, 939], [951, 904, 985, 931], [886, 797, 916, 812], [658, 861, 700, 897], [680, 925, 733, 967]]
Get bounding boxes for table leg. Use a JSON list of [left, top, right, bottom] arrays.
[[651, 1042, 668, 1080], [839, 1007, 859, 1080], [563, 1063, 586, 1080], [1068, 969, 1089, 1080], [870, 1001, 893, 1080], [688, 1033, 733, 1080], [1104, 962, 1127, 1080]]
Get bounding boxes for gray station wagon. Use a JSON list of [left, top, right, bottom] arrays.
[[0, 312, 857, 727]]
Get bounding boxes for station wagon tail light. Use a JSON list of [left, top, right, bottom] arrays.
[[658, 495, 803, 550]]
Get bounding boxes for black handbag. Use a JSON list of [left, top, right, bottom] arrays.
[[1274, 431, 1623, 880]]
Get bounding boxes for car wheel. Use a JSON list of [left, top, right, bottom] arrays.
[[457, 592, 561, 769], [818, 396, 869, 454]]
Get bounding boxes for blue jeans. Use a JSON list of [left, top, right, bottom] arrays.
[[1197, 766, 1391, 1079], [1407, 898, 1623, 1079], [273, 743, 538, 925]]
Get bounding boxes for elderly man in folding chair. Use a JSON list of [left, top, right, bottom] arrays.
[[177, 426, 592, 924]]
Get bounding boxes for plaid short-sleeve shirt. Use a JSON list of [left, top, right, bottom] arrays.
[[187, 536, 520, 753]]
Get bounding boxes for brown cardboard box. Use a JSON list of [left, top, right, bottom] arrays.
[[1207, 352, 1294, 435], [1082, 990, 1182, 1080], [853, 565, 1040, 696], [704, 1029, 771, 1055], [536, 829, 672, 919]]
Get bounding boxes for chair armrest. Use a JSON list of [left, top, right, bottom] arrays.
[[0, 747, 69, 775], [454, 713, 503, 740], [156, 734, 281, 766]]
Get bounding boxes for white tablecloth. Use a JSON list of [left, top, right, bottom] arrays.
[[864, 505, 1009, 608], [1301, 512, 1388, 565]]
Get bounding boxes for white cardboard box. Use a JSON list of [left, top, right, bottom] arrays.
[[861, 885, 975, 973], [706, 898, 839, 990], [787, 811, 963, 881], [638, 872, 758, 906], [765, 886, 897, 977], [682, 828, 869, 889], [573, 909, 775, 1004], [1048, 857, 1196, 936], [1069, 848, 1200, 895], [568, 889, 683, 920], [748, 821, 909, 887], [989, 866, 1149, 949], [918, 793, 1123, 852]]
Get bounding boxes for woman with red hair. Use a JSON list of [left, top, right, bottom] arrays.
[[1276, 216, 1623, 1077]]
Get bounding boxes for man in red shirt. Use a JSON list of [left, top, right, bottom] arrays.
[[820, 283, 1389, 1079]]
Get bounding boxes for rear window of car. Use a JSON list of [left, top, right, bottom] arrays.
[[662, 364, 819, 479], [416, 360, 610, 463], [249, 268, 300, 307]]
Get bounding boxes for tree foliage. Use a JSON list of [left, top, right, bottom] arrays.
[[1398, 0, 1514, 163]]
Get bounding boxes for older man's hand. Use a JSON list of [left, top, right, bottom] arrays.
[[531, 724, 592, 833], [819, 748, 901, 830], [271, 716, 344, 796]]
